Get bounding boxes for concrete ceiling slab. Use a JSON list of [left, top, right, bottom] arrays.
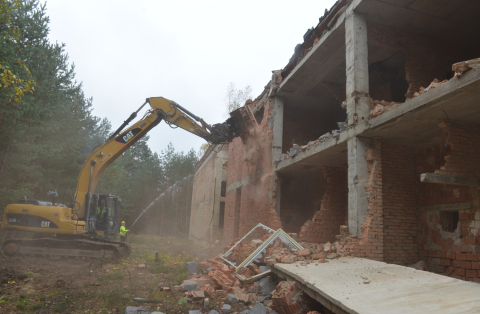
[[377, 0, 415, 7], [293, 42, 346, 95], [368, 46, 399, 65], [274, 258, 480, 314], [277, 140, 348, 176], [406, 0, 469, 19], [356, 0, 480, 46], [446, 1, 480, 29], [320, 62, 346, 86], [278, 19, 346, 96], [283, 92, 339, 112]]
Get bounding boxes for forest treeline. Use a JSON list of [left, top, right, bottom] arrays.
[[0, 0, 198, 224]]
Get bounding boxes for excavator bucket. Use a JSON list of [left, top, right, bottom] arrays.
[[228, 105, 258, 137], [206, 105, 258, 144]]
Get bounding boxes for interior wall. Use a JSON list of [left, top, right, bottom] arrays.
[[367, 22, 479, 99], [369, 51, 409, 103], [382, 142, 418, 265], [279, 170, 325, 234], [282, 95, 347, 151], [298, 166, 348, 243]]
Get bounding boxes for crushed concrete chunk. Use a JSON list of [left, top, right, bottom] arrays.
[[257, 277, 277, 296], [221, 303, 232, 313], [227, 293, 239, 303], [192, 290, 205, 300], [289, 146, 301, 156], [125, 306, 149, 314], [248, 302, 268, 314], [189, 311, 202, 314], [409, 260, 428, 271], [186, 262, 198, 274], [183, 280, 198, 291]]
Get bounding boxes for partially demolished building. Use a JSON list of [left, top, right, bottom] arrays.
[[190, 0, 480, 282]]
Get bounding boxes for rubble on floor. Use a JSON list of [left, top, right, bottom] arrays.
[[453, 57, 480, 76], [271, 281, 313, 314], [279, 121, 346, 162], [175, 226, 355, 313], [369, 56, 480, 119], [409, 260, 428, 271]]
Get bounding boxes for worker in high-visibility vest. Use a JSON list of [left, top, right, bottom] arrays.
[[119, 221, 129, 242], [97, 205, 106, 225]]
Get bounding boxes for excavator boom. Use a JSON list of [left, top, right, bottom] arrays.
[[1, 96, 254, 259]]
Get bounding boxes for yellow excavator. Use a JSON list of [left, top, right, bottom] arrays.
[[1, 97, 255, 259]]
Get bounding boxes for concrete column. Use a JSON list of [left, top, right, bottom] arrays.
[[272, 96, 284, 162], [345, 9, 369, 126], [347, 137, 369, 236], [210, 148, 228, 242], [275, 174, 281, 216], [271, 96, 284, 216]]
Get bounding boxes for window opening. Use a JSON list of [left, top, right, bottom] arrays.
[[440, 211, 459, 233]]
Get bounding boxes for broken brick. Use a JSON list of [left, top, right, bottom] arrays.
[[297, 249, 311, 257]]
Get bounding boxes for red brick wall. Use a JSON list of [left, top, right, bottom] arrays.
[[382, 142, 418, 265], [367, 23, 478, 98], [223, 99, 282, 243], [299, 166, 348, 244], [416, 120, 480, 282], [349, 137, 384, 261]]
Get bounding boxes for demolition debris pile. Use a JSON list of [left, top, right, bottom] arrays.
[[175, 227, 352, 314]]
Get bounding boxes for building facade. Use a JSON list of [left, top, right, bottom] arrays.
[[191, 0, 480, 282]]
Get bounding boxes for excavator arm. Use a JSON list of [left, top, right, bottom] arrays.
[[0, 96, 254, 259], [74, 97, 252, 223]]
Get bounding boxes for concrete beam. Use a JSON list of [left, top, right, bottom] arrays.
[[347, 137, 370, 236], [419, 202, 473, 212], [345, 9, 369, 126], [420, 173, 480, 187], [226, 176, 252, 194]]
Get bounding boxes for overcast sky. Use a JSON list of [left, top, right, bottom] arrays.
[[42, 0, 338, 156]]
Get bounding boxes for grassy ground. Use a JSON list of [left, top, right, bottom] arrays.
[[0, 235, 235, 314]]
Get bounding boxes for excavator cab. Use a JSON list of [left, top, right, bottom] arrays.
[[87, 194, 122, 238]]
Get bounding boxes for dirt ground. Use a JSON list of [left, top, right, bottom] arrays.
[[0, 235, 247, 314]]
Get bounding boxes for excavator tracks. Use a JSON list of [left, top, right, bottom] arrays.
[[1, 238, 131, 260]]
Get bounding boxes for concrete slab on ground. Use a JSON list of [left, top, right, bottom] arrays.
[[272, 257, 480, 314]]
